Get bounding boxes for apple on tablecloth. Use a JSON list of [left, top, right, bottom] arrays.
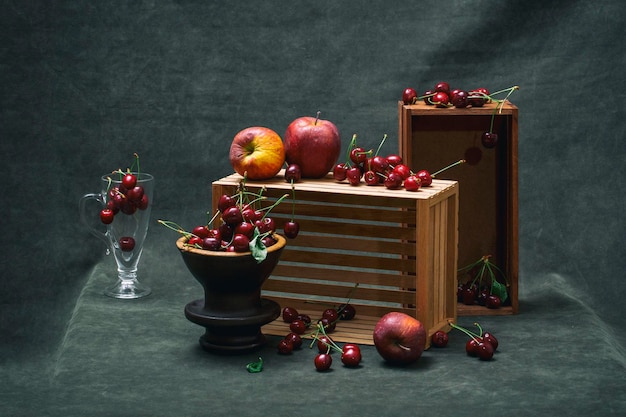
[[229, 126, 285, 180], [373, 312, 426, 365], [284, 113, 341, 179]]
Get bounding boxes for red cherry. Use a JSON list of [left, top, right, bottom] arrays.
[[119, 236, 135, 252], [482, 332, 499, 351], [432, 91, 450, 108], [317, 335, 333, 353], [137, 194, 149, 210], [434, 81, 450, 94], [222, 206, 243, 225], [318, 317, 336, 333], [349, 147, 368, 165], [369, 155, 389, 173], [346, 166, 362, 185], [283, 221, 300, 239], [277, 339, 293, 355], [255, 217, 276, 234], [187, 236, 203, 247], [338, 304, 356, 320], [451, 90, 469, 108], [126, 185, 144, 202], [341, 346, 362, 367], [122, 173, 137, 189], [333, 163, 348, 181], [466, 338, 481, 356], [234, 222, 255, 239], [201, 237, 221, 251], [402, 87, 418, 105], [282, 306, 299, 323], [192, 225, 210, 239], [217, 194, 236, 213], [385, 154, 403, 166], [232, 234, 250, 252], [431, 330, 449, 348], [423, 89, 436, 105], [384, 172, 403, 189], [289, 319, 307, 335], [486, 294, 502, 309], [392, 164, 412, 180], [314, 353, 332, 371], [403, 175, 422, 191], [363, 170, 379, 186], [322, 309, 338, 323], [477, 340, 494, 360], [481, 132, 498, 148], [469, 88, 490, 107], [416, 170, 432, 187], [284, 164, 302, 183], [100, 208, 115, 224], [284, 332, 303, 349]]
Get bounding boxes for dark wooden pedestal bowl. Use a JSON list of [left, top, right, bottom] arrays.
[[177, 234, 286, 354]]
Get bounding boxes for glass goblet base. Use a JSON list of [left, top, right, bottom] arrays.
[[104, 278, 151, 299]]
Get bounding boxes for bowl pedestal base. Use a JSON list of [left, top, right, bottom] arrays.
[[184, 298, 281, 354]]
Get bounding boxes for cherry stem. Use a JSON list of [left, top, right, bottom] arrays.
[[474, 322, 484, 337], [132, 152, 141, 175], [315, 322, 343, 353], [157, 220, 193, 238], [315, 110, 320, 126], [432, 159, 466, 177], [259, 193, 290, 221], [207, 209, 221, 229], [290, 180, 296, 222], [374, 134, 388, 157], [448, 321, 481, 341], [417, 92, 436, 100], [344, 134, 358, 166]]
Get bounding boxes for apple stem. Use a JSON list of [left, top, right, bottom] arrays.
[[396, 343, 411, 352], [432, 159, 466, 177], [315, 111, 321, 126]]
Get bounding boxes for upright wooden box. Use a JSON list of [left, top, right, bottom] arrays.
[[212, 172, 459, 349], [398, 100, 519, 315]]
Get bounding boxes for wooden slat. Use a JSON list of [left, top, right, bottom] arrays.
[[273, 233, 417, 256], [271, 264, 416, 288], [267, 201, 416, 224], [279, 249, 415, 273], [269, 217, 416, 240], [263, 279, 416, 305]]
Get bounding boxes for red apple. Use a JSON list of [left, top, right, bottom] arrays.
[[283, 114, 341, 179], [229, 126, 285, 180], [373, 312, 426, 365]]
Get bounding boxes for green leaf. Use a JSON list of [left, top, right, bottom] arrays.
[[249, 228, 267, 263], [491, 280, 508, 303], [246, 357, 263, 373]]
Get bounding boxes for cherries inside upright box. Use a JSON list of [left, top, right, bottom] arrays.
[[398, 100, 519, 315]]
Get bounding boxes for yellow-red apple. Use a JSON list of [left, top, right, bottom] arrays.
[[284, 114, 341, 179], [229, 127, 285, 180]]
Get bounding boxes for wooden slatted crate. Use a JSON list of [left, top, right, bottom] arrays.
[[398, 100, 519, 315], [212, 171, 459, 349]]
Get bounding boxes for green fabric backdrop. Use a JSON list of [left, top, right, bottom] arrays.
[[1, 1, 624, 415]]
